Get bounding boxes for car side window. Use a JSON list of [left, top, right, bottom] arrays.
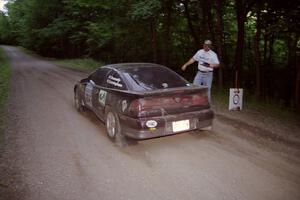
[[90, 68, 111, 86], [106, 71, 126, 90]]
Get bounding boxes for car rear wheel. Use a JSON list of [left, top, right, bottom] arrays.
[[106, 111, 119, 139], [74, 88, 84, 112], [105, 108, 128, 146], [199, 126, 212, 131]]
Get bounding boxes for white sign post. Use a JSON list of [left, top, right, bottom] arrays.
[[229, 88, 243, 111]]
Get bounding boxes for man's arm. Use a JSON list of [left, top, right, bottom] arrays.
[[209, 53, 220, 68], [181, 58, 196, 71], [209, 63, 220, 68]]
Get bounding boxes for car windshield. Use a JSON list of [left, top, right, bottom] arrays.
[[120, 65, 190, 91]]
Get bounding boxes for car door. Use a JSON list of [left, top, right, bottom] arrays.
[[91, 68, 111, 120], [84, 79, 94, 109], [93, 69, 127, 120]]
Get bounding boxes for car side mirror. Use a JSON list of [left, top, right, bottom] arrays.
[[80, 78, 89, 83]]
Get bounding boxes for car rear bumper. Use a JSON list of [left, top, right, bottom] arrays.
[[119, 109, 214, 140]]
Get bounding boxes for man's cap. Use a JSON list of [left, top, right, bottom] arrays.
[[204, 40, 212, 45]]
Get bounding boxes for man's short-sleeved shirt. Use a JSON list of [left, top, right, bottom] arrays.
[[193, 49, 219, 72]]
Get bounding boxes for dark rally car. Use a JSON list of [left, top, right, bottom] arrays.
[[74, 63, 214, 142]]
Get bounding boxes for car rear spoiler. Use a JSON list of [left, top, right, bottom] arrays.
[[125, 85, 208, 97], [95, 84, 208, 97]]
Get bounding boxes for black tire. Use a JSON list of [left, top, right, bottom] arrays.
[[74, 88, 85, 112], [199, 126, 212, 131], [105, 107, 127, 145]]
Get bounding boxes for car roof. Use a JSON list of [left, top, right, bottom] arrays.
[[102, 63, 167, 72]]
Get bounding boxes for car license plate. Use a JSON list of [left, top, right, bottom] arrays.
[[172, 120, 190, 132]]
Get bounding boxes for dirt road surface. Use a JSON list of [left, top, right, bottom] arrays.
[[1, 46, 300, 200]]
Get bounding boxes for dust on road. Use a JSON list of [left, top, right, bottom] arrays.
[[1, 46, 300, 200]]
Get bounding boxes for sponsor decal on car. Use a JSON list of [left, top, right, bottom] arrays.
[[99, 90, 107, 106], [121, 100, 127, 112], [107, 75, 123, 87], [162, 83, 168, 88], [146, 120, 158, 128]]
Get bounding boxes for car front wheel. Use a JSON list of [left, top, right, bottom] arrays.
[[74, 88, 84, 112]]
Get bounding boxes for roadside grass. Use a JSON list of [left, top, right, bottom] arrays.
[[0, 47, 10, 146], [17, 47, 102, 72], [54, 58, 103, 72], [18, 46, 37, 56], [212, 86, 300, 123]]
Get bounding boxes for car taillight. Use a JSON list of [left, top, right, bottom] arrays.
[[128, 99, 142, 114], [128, 93, 208, 117], [128, 98, 162, 117], [191, 93, 208, 105]]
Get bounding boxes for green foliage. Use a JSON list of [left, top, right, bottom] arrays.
[[0, 47, 10, 145], [213, 86, 300, 124], [0, 12, 12, 44], [55, 58, 103, 71], [0, 0, 299, 110], [129, 0, 161, 20], [0, 48, 10, 108], [272, 39, 288, 66]]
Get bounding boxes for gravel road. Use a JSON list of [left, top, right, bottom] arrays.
[[1, 46, 300, 200]]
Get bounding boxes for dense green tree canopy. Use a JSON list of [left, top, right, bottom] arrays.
[[0, 0, 299, 110]]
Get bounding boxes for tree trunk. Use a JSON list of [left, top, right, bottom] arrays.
[[287, 32, 297, 68], [261, 28, 270, 98], [253, 4, 262, 98], [150, 18, 158, 63], [268, 33, 274, 71], [183, 0, 200, 46], [263, 30, 268, 68], [234, 0, 246, 88], [287, 32, 299, 108], [161, 0, 173, 66], [206, 0, 215, 42], [201, 0, 214, 41], [215, 0, 225, 87], [296, 51, 300, 112]]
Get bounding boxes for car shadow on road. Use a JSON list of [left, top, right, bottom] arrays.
[[188, 129, 217, 140], [76, 106, 218, 149], [78, 108, 139, 147]]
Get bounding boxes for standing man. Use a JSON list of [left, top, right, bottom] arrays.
[[181, 40, 220, 103]]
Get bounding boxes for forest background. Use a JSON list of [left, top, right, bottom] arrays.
[[0, 0, 299, 111]]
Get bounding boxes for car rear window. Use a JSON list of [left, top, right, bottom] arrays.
[[121, 66, 189, 91]]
